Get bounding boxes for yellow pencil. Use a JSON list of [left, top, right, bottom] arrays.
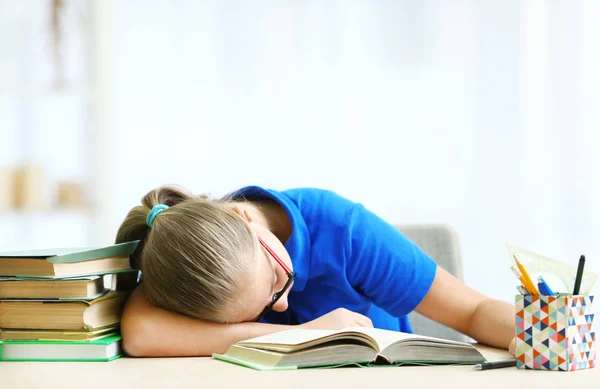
[[511, 266, 537, 295], [514, 256, 539, 295]]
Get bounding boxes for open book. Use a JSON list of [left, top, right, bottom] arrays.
[[213, 327, 486, 370]]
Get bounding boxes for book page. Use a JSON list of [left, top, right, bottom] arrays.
[[237, 327, 471, 355], [343, 327, 421, 350], [239, 329, 341, 347], [344, 327, 473, 351], [0, 276, 101, 281], [238, 328, 381, 354]]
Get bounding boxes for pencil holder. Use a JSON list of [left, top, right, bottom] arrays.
[[515, 294, 595, 371]]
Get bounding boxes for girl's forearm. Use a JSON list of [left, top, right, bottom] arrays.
[[121, 286, 292, 357], [468, 298, 515, 350]]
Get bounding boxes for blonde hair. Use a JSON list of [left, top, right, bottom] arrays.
[[115, 185, 258, 322]]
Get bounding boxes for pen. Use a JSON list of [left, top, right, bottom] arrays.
[[537, 276, 556, 296], [473, 359, 516, 370], [573, 255, 586, 295]]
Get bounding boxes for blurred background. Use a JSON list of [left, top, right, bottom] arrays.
[[1, 0, 598, 304]]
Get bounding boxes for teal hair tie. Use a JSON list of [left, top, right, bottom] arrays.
[[146, 204, 169, 228]]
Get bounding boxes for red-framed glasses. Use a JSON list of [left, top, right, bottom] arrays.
[[252, 236, 296, 322]]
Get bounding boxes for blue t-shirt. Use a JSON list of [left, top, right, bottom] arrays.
[[229, 186, 438, 333]]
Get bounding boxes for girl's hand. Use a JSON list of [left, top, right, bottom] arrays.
[[298, 308, 373, 330], [509, 337, 516, 356]]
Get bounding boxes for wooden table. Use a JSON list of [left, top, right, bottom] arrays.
[[1, 346, 596, 389]]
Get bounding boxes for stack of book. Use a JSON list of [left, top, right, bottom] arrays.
[[0, 241, 139, 362]]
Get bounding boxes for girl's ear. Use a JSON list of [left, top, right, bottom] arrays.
[[232, 205, 254, 224]]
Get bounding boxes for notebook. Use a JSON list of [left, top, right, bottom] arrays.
[[0, 241, 139, 277], [0, 334, 123, 362], [213, 327, 486, 370]]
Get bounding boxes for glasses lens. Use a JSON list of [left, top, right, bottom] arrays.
[[253, 272, 296, 322]]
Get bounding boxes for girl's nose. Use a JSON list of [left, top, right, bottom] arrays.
[[272, 296, 289, 312]]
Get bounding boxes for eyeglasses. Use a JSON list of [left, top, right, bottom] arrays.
[[252, 236, 296, 322]]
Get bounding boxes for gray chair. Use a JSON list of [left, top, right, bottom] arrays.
[[397, 224, 472, 343]]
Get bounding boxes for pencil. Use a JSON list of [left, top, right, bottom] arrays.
[[514, 256, 539, 295], [511, 264, 537, 295]]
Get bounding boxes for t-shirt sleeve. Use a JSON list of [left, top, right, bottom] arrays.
[[344, 203, 438, 317]]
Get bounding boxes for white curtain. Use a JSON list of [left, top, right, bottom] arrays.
[[94, 0, 600, 302]]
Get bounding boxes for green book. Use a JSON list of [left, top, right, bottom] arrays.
[[0, 334, 123, 362], [0, 241, 139, 278], [212, 327, 486, 371]]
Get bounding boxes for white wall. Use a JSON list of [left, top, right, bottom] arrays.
[[96, 0, 599, 304], [0, 0, 92, 250]]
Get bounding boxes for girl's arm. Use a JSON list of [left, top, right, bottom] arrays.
[[336, 195, 514, 352], [121, 285, 374, 357], [121, 285, 292, 357], [414, 266, 515, 350]]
